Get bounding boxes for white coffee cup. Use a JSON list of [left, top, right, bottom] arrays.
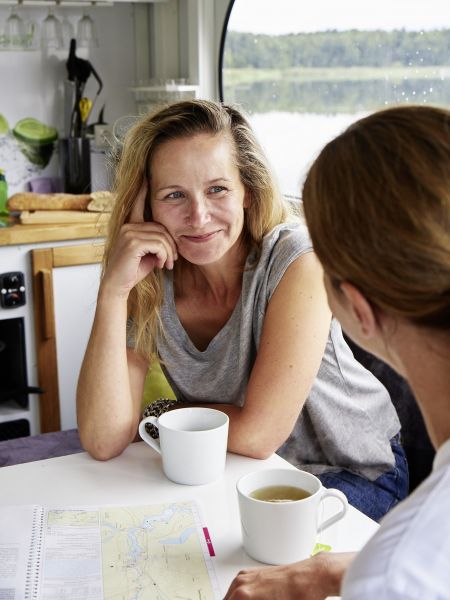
[[237, 468, 348, 565], [139, 407, 229, 485]]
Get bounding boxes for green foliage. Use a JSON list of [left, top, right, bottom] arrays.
[[222, 29, 450, 114], [223, 29, 450, 69]]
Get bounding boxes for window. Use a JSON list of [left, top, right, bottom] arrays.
[[220, 0, 450, 197]]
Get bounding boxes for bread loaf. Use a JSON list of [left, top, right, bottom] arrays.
[[87, 191, 117, 212], [8, 192, 92, 211]]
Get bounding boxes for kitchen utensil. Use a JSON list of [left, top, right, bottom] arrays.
[[79, 98, 93, 124], [59, 137, 91, 194], [66, 38, 103, 138]]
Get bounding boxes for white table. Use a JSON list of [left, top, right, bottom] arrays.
[[0, 441, 378, 597]]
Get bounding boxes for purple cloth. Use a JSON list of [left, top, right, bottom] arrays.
[[0, 429, 84, 467]]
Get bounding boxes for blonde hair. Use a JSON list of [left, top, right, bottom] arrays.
[[302, 104, 450, 330], [105, 99, 295, 360]]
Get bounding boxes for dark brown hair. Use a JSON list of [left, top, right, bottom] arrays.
[[302, 105, 450, 330]]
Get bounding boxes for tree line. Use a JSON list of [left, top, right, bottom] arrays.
[[224, 29, 450, 69]]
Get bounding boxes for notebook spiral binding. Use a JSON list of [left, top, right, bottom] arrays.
[[24, 506, 44, 599]]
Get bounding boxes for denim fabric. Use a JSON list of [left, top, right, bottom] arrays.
[[317, 435, 409, 522]]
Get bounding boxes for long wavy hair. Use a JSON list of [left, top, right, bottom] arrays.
[[105, 99, 296, 360], [302, 104, 450, 331]]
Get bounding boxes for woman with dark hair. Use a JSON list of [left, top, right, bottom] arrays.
[[225, 104, 450, 599]]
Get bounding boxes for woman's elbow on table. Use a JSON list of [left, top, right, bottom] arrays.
[[79, 427, 135, 461], [228, 423, 287, 460], [231, 445, 275, 461]]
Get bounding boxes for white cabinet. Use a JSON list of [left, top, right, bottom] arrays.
[[52, 262, 100, 430], [0, 239, 103, 436]]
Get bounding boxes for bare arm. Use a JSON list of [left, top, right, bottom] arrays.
[[223, 552, 355, 600], [210, 251, 331, 458], [77, 185, 178, 460], [76, 289, 147, 460]]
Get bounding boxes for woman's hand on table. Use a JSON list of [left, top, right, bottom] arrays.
[[223, 552, 355, 600]]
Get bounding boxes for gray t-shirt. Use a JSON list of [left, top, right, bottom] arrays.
[[157, 222, 401, 481]]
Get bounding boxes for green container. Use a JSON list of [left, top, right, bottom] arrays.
[[0, 169, 8, 217], [12, 118, 58, 168]]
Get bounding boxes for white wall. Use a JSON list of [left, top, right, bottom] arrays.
[[0, 4, 137, 129], [0, 4, 138, 194]]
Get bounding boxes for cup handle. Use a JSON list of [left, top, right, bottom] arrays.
[[138, 416, 162, 454], [317, 488, 348, 533]]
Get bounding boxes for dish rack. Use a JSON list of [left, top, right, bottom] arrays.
[[130, 80, 199, 115]]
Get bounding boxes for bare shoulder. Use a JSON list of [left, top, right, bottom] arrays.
[[273, 250, 326, 299]]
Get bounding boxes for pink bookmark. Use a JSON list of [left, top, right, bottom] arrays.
[[202, 527, 215, 557]]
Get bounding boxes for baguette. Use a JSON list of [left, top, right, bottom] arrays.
[[8, 192, 92, 211], [87, 191, 117, 212]]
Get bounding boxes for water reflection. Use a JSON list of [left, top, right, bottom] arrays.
[[223, 77, 450, 196], [225, 77, 450, 115]]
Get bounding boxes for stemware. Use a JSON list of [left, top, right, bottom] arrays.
[[4, 8, 26, 49], [76, 12, 98, 48], [61, 16, 75, 49], [41, 9, 63, 50]]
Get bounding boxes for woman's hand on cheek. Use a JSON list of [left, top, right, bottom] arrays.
[[102, 183, 178, 298]]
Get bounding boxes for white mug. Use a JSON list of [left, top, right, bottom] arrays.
[[139, 407, 229, 485], [237, 468, 348, 565]]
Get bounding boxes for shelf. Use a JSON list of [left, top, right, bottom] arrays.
[[130, 84, 199, 93], [130, 82, 199, 115], [0, 0, 167, 5], [0, 400, 30, 423]]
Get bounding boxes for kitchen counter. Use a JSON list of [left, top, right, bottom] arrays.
[[0, 220, 107, 246]]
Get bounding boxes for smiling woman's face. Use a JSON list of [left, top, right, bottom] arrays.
[[149, 132, 248, 266]]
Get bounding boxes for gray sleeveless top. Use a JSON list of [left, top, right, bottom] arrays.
[[156, 222, 401, 481]]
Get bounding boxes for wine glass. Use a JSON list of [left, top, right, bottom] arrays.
[[4, 8, 26, 49], [41, 9, 63, 50], [76, 12, 98, 48], [61, 16, 75, 49]]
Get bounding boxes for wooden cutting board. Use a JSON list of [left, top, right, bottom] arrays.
[[20, 211, 110, 225]]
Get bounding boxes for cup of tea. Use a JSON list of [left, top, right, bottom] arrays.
[[139, 407, 229, 485], [237, 467, 348, 565]]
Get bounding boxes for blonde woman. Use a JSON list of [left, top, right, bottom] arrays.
[[77, 100, 405, 520], [225, 104, 450, 599]]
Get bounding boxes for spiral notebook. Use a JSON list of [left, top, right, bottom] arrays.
[[0, 501, 220, 599]]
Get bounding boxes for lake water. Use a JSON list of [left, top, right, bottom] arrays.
[[225, 74, 450, 197], [248, 111, 365, 197]]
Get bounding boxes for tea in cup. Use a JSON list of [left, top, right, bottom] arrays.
[[139, 407, 229, 485], [237, 467, 348, 565], [249, 484, 311, 502]]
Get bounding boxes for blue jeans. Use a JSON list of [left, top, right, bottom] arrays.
[[317, 435, 409, 522]]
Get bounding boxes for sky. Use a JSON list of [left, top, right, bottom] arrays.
[[228, 0, 450, 34]]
